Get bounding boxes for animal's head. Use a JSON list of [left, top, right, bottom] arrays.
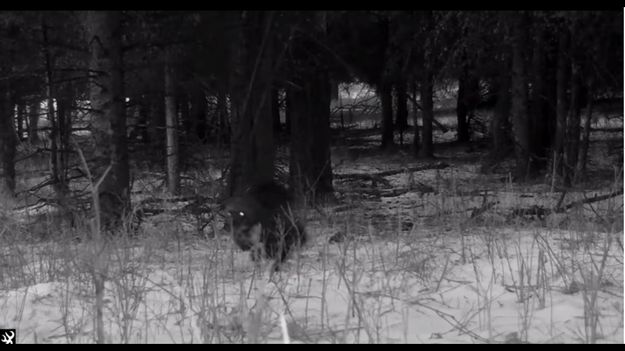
[[222, 195, 266, 250]]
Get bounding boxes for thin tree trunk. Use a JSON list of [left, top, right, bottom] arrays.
[[271, 87, 281, 134], [16, 101, 25, 141], [56, 97, 71, 189], [42, 18, 64, 195], [28, 100, 40, 144], [380, 79, 394, 150], [565, 60, 582, 186], [456, 69, 470, 143], [216, 89, 229, 146], [412, 81, 420, 156], [419, 71, 434, 158], [395, 80, 408, 146], [165, 58, 179, 195], [575, 79, 593, 182]]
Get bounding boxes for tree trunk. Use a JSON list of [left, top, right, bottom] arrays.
[[216, 89, 229, 145], [228, 11, 275, 196], [395, 80, 408, 146], [486, 55, 512, 167], [554, 27, 570, 180], [164, 58, 179, 195], [148, 73, 166, 158], [189, 82, 207, 143], [56, 97, 72, 190], [411, 81, 420, 156], [42, 19, 65, 196], [419, 71, 434, 158], [82, 11, 130, 231], [575, 79, 593, 182], [288, 72, 334, 205], [565, 60, 582, 186], [379, 79, 394, 150], [288, 11, 334, 205], [0, 84, 16, 198], [16, 101, 25, 141], [456, 70, 470, 143], [510, 12, 531, 181], [136, 94, 151, 144], [529, 27, 550, 171], [28, 100, 40, 144], [271, 87, 281, 134]]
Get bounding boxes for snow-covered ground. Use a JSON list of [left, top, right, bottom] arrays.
[[0, 218, 622, 343]]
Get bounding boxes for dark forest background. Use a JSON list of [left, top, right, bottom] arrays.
[[0, 10, 621, 232]]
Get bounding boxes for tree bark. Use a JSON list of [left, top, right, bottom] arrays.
[[419, 71, 434, 158], [228, 11, 275, 196], [271, 87, 281, 134], [164, 57, 179, 195], [28, 100, 40, 144], [554, 26, 570, 180], [575, 79, 593, 182], [16, 101, 25, 142], [379, 79, 394, 149], [565, 59, 582, 186], [488, 54, 512, 165], [82, 11, 130, 231], [411, 81, 420, 156], [395, 80, 408, 146], [0, 84, 16, 198], [189, 82, 207, 143], [510, 12, 531, 181], [288, 11, 334, 204], [42, 18, 65, 196], [529, 26, 551, 171]]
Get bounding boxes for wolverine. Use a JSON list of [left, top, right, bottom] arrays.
[[223, 182, 307, 268]]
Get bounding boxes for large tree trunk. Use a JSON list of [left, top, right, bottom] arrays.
[[419, 71, 434, 158], [289, 11, 334, 204], [0, 84, 16, 198], [228, 11, 275, 196], [164, 58, 179, 195], [288, 72, 333, 204], [510, 12, 531, 181], [82, 11, 130, 231], [395, 80, 408, 146], [379, 79, 394, 150]]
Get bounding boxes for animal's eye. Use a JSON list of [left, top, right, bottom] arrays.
[[239, 211, 245, 217]]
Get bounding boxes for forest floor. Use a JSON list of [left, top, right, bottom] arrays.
[[0, 107, 623, 344]]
